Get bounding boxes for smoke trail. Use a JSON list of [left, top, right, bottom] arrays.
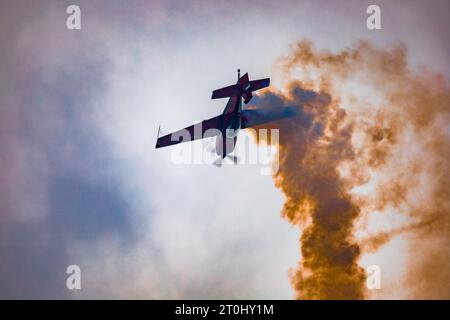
[[252, 40, 450, 299], [251, 85, 366, 299], [359, 216, 439, 253]]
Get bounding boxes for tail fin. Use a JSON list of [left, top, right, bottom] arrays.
[[249, 78, 270, 92], [211, 72, 270, 100], [211, 71, 249, 99], [211, 84, 240, 99]]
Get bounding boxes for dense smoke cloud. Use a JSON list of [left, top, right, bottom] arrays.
[[252, 40, 450, 299]]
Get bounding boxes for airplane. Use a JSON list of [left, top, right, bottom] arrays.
[[155, 70, 298, 163]]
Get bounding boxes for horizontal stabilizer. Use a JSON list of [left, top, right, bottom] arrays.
[[211, 84, 240, 99], [249, 78, 270, 92], [211, 75, 270, 100]]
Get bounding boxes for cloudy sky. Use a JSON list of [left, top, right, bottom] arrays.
[[0, 0, 448, 299]]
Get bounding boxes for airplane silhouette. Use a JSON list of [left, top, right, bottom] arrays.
[[155, 70, 297, 162]]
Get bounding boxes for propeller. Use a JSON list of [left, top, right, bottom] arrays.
[[213, 158, 222, 167], [212, 154, 239, 167], [226, 154, 239, 164], [204, 141, 239, 167]]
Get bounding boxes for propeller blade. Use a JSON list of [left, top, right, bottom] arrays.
[[226, 154, 239, 164], [213, 158, 222, 167]]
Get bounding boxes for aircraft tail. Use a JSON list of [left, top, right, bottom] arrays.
[[211, 84, 240, 99], [211, 72, 270, 101]]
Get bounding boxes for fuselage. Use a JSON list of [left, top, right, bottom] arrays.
[[215, 94, 242, 157], [155, 70, 270, 156]]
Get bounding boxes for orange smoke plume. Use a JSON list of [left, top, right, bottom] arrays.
[[252, 40, 450, 299]]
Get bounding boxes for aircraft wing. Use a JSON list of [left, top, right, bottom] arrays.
[[241, 107, 298, 129], [156, 114, 224, 148]]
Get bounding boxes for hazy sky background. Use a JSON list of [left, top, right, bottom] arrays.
[[0, 0, 448, 298]]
